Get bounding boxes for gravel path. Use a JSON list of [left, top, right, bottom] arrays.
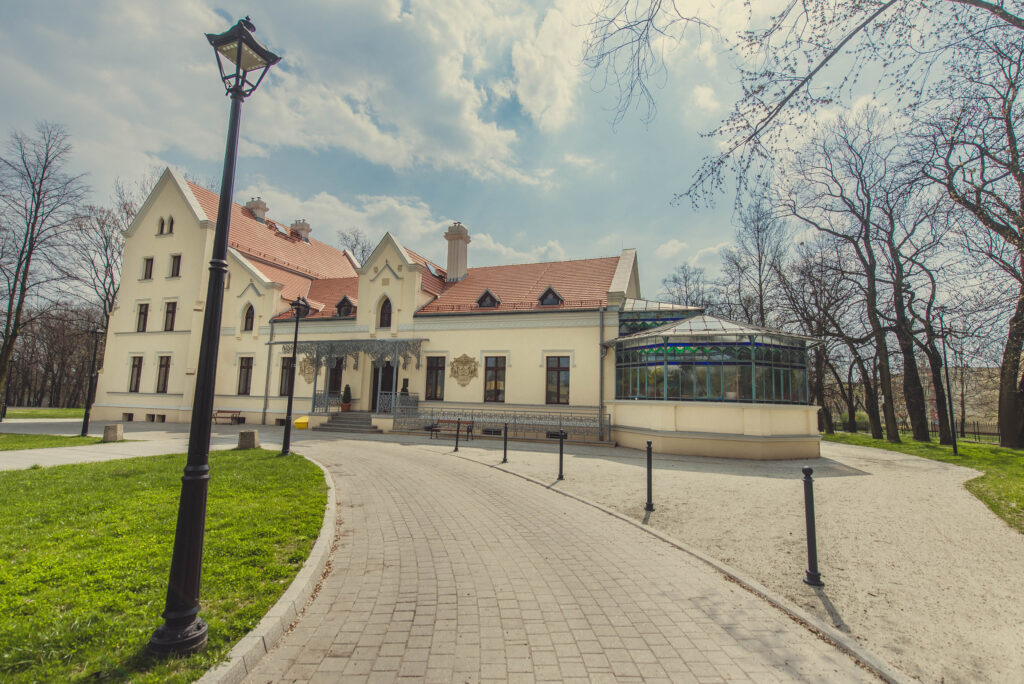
[[457, 438, 1024, 683]]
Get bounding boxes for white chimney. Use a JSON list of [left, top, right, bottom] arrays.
[[245, 197, 268, 222], [290, 219, 312, 243], [444, 221, 470, 282]]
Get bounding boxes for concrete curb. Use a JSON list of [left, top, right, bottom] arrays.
[[197, 454, 337, 684], [457, 452, 914, 684]]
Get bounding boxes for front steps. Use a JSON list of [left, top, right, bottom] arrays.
[[312, 411, 383, 434]]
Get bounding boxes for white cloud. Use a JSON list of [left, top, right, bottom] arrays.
[[692, 85, 720, 112], [472, 232, 567, 263], [562, 153, 601, 171], [656, 239, 688, 260], [689, 240, 731, 265]]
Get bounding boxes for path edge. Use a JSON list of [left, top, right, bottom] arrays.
[[197, 454, 337, 684], [460, 454, 914, 684]]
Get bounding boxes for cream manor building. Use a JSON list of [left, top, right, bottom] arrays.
[[92, 168, 820, 459]]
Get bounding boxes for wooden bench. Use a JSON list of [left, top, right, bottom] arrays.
[[213, 410, 242, 424], [427, 418, 474, 441]]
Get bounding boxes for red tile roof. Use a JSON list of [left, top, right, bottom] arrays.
[[405, 248, 446, 296], [243, 258, 312, 302], [416, 256, 619, 315], [187, 182, 358, 281], [273, 277, 360, 321]]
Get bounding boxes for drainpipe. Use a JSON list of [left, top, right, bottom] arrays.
[[261, 319, 274, 424], [599, 306, 605, 441]]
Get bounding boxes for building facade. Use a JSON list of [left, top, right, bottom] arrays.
[[93, 168, 820, 459]]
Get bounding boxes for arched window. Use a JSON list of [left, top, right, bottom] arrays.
[[378, 298, 392, 329], [167, 216, 174, 234], [242, 304, 255, 331], [157, 218, 165, 235]]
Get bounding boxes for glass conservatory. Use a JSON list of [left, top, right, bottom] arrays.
[[613, 315, 814, 405]]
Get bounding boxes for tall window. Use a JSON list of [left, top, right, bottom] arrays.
[[143, 257, 154, 279], [136, 303, 149, 332], [129, 356, 143, 392], [484, 356, 506, 402], [237, 357, 253, 395], [163, 302, 176, 331], [170, 254, 181, 277], [242, 304, 255, 331], [279, 356, 294, 396], [156, 356, 171, 393], [167, 216, 174, 234], [425, 356, 445, 400], [157, 218, 165, 235], [379, 298, 392, 329], [546, 356, 570, 405]]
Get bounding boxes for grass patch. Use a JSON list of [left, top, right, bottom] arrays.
[[4, 408, 85, 419], [0, 433, 103, 451], [823, 432, 1024, 533], [0, 448, 327, 682]]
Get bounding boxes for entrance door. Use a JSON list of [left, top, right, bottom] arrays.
[[371, 362, 395, 412], [328, 358, 344, 394]]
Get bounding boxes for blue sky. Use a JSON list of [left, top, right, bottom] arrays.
[[0, 0, 760, 298]]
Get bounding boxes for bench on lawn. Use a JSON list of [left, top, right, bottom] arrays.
[[213, 409, 242, 424], [426, 418, 474, 441]]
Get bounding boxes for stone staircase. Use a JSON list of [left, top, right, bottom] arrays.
[[312, 411, 383, 434]]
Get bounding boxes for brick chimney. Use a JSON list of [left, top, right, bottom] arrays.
[[444, 221, 470, 282], [245, 197, 268, 223], [290, 219, 312, 243]]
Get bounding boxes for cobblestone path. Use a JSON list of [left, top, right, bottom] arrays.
[[245, 441, 876, 683]]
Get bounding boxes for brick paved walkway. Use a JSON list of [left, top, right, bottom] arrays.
[[246, 440, 876, 683]]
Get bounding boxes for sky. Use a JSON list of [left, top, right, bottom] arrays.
[[0, 0, 765, 298]]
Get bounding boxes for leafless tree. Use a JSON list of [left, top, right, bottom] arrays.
[[917, 30, 1024, 447], [0, 122, 87, 401], [660, 262, 709, 307], [584, 0, 1024, 203], [717, 194, 787, 326], [66, 205, 123, 321], [337, 227, 375, 265]]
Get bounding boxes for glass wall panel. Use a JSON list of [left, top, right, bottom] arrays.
[[680, 365, 695, 399], [695, 366, 709, 399], [739, 365, 753, 401], [723, 366, 739, 400]]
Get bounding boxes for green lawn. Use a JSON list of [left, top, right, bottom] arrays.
[[4, 407, 85, 419], [823, 432, 1024, 533], [0, 433, 102, 450], [0, 449, 327, 683]]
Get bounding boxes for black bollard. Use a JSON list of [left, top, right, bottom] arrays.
[[454, 417, 461, 452], [802, 466, 824, 587], [645, 441, 655, 512], [502, 422, 508, 464], [557, 430, 565, 480]]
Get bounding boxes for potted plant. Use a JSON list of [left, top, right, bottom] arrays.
[[340, 384, 352, 412]]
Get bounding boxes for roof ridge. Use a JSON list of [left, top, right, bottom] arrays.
[[466, 254, 620, 271]]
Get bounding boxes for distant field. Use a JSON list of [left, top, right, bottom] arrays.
[[4, 408, 85, 419]]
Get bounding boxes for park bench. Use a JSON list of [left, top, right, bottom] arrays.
[[427, 418, 474, 441], [213, 409, 242, 424]]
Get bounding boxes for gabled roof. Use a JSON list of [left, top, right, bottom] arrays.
[[185, 181, 359, 282], [416, 256, 620, 315]]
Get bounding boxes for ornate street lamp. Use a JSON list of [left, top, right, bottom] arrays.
[[149, 17, 280, 656], [280, 296, 311, 456], [80, 328, 104, 437]]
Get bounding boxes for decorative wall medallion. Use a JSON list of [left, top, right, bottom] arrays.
[[299, 356, 318, 384], [449, 353, 478, 387]]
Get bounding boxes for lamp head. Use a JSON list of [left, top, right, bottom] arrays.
[[206, 17, 281, 97], [291, 296, 311, 319]]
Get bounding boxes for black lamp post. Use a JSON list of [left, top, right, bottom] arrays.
[[149, 17, 280, 656], [280, 296, 311, 456], [80, 329, 103, 437]]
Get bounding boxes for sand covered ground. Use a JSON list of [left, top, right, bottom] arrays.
[[452, 438, 1024, 683]]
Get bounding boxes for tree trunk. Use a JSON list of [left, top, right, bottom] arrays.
[[893, 317, 931, 442], [921, 341, 953, 445], [998, 284, 1024, 448]]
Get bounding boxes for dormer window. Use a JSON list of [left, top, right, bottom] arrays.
[[477, 290, 500, 308], [538, 286, 563, 306], [337, 297, 355, 317]]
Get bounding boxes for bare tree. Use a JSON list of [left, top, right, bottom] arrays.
[[917, 30, 1024, 447], [660, 262, 708, 307], [584, 1, 1024, 202], [718, 194, 787, 326], [66, 206, 123, 320], [0, 122, 87, 401], [336, 227, 375, 265]]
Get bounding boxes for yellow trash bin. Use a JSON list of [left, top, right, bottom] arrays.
[[294, 416, 309, 430]]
